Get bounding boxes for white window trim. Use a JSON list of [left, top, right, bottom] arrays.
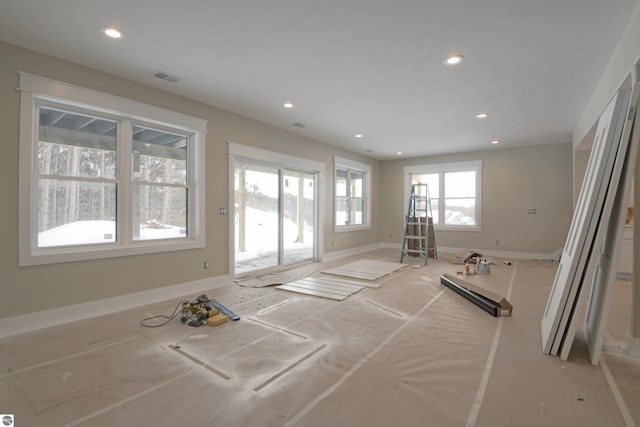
[[18, 72, 207, 266], [404, 160, 482, 232], [227, 142, 325, 273], [334, 156, 372, 233]]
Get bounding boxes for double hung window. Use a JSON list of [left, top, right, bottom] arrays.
[[334, 156, 371, 232], [19, 73, 206, 265], [405, 161, 482, 230]]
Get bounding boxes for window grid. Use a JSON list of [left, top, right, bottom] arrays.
[[336, 168, 365, 227], [407, 161, 481, 231], [333, 156, 372, 232], [19, 73, 206, 266]]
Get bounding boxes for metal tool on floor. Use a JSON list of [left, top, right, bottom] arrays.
[[440, 274, 512, 317], [140, 294, 239, 328], [180, 298, 214, 327], [207, 296, 240, 321], [181, 294, 240, 326]]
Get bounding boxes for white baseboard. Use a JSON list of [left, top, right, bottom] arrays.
[[370, 243, 561, 261], [0, 274, 231, 339], [437, 246, 561, 261], [322, 243, 385, 262], [381, 242, 402, 250]]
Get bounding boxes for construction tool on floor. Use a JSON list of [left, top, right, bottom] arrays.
[[140, 299, 191, 328], [400, 183, 438, 265], [180, 294, 239, 326], [140, 294, 237, 328], [206, 296, 240, 321], [180, 297, 214, 327], [440, 274, 512, 317]]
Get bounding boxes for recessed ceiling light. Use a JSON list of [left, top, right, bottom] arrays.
[[491, 140, 500, 145], [444, 55, 464, 66], [475, 112, 489, 119], [396, 151, 403, 155], [102, 27, 123, 39], [283, 102, 294, 109], [355, 133, 363, 138]]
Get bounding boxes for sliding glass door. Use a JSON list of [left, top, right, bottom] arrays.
[[234, 160, 316, 274], [282, 169, 315, 265]]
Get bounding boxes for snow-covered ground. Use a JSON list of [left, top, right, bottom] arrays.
[[235, 207, 313, 269], [37, 207, 314, 273], [37, 206, 312, 262], [38, 220, 184, 247]]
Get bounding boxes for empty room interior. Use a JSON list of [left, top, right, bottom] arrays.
[[2, 1, 640, 426]]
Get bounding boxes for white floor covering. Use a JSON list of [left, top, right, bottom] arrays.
[[276, 276, 367, 300], [0, 249, 639, 426], [322, 259, 407, 280]]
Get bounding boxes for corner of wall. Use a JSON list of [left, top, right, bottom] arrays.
[[574, 2, 640, 148]]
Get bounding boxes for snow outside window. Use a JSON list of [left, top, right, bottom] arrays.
[[19, 73, 206, 265]]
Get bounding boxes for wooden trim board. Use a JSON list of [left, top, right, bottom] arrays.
[[276, 275, 366, 300], [322, 259, 407, 280], [276, 284, 348, 300], [314, 276, 380, 289], [306, 276, 380, 289]]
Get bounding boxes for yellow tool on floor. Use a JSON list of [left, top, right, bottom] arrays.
[[207, 313, 229, 326], [140, 294, 238, 328], [180, 295, 228, 327]]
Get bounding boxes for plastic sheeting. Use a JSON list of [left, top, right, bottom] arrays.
[[0, 250, 637, 426]]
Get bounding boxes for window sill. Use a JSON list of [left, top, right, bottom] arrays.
[[20, 238, 204, 267], [334, 224, 372, 233], [435, 225, 482, 232]]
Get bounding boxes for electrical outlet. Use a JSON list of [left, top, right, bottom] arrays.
[[388, 234, 393, 239], [495, 240, 500, 246], [204, 261, 209, 269]]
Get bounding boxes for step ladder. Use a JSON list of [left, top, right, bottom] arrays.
[[400, 184, 438, 265]]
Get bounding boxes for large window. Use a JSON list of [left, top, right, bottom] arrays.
[[334, 156, 371, 232], [19, 73, 206, 265], [404, 161, 482, 231]]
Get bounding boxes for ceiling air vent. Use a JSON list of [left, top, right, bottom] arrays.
[[153, 71, 181, 83], [292, 122, 307, 128]]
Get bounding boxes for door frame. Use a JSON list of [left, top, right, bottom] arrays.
[[227, 142, 325, 276]]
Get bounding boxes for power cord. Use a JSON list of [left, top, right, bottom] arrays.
[[140, 300, 190, 328]]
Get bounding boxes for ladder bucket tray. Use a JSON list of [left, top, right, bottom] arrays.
[[440, 274, 513, 317]]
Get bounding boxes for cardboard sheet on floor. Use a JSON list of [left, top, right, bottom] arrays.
[[276, 276, 365, 300], [234, 263, 323, 287], [440, 274, 513, 317], [322, 259, 407, 280], [440, 250, 483, 265]]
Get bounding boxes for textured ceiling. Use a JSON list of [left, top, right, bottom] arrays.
[[0, 0, 637, 159]]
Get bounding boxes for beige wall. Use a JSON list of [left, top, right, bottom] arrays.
[[380, 143, 574, 255], [574, 1, 640, 148], [0, 41, 576, 319], [0, 42, 381, 318]]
